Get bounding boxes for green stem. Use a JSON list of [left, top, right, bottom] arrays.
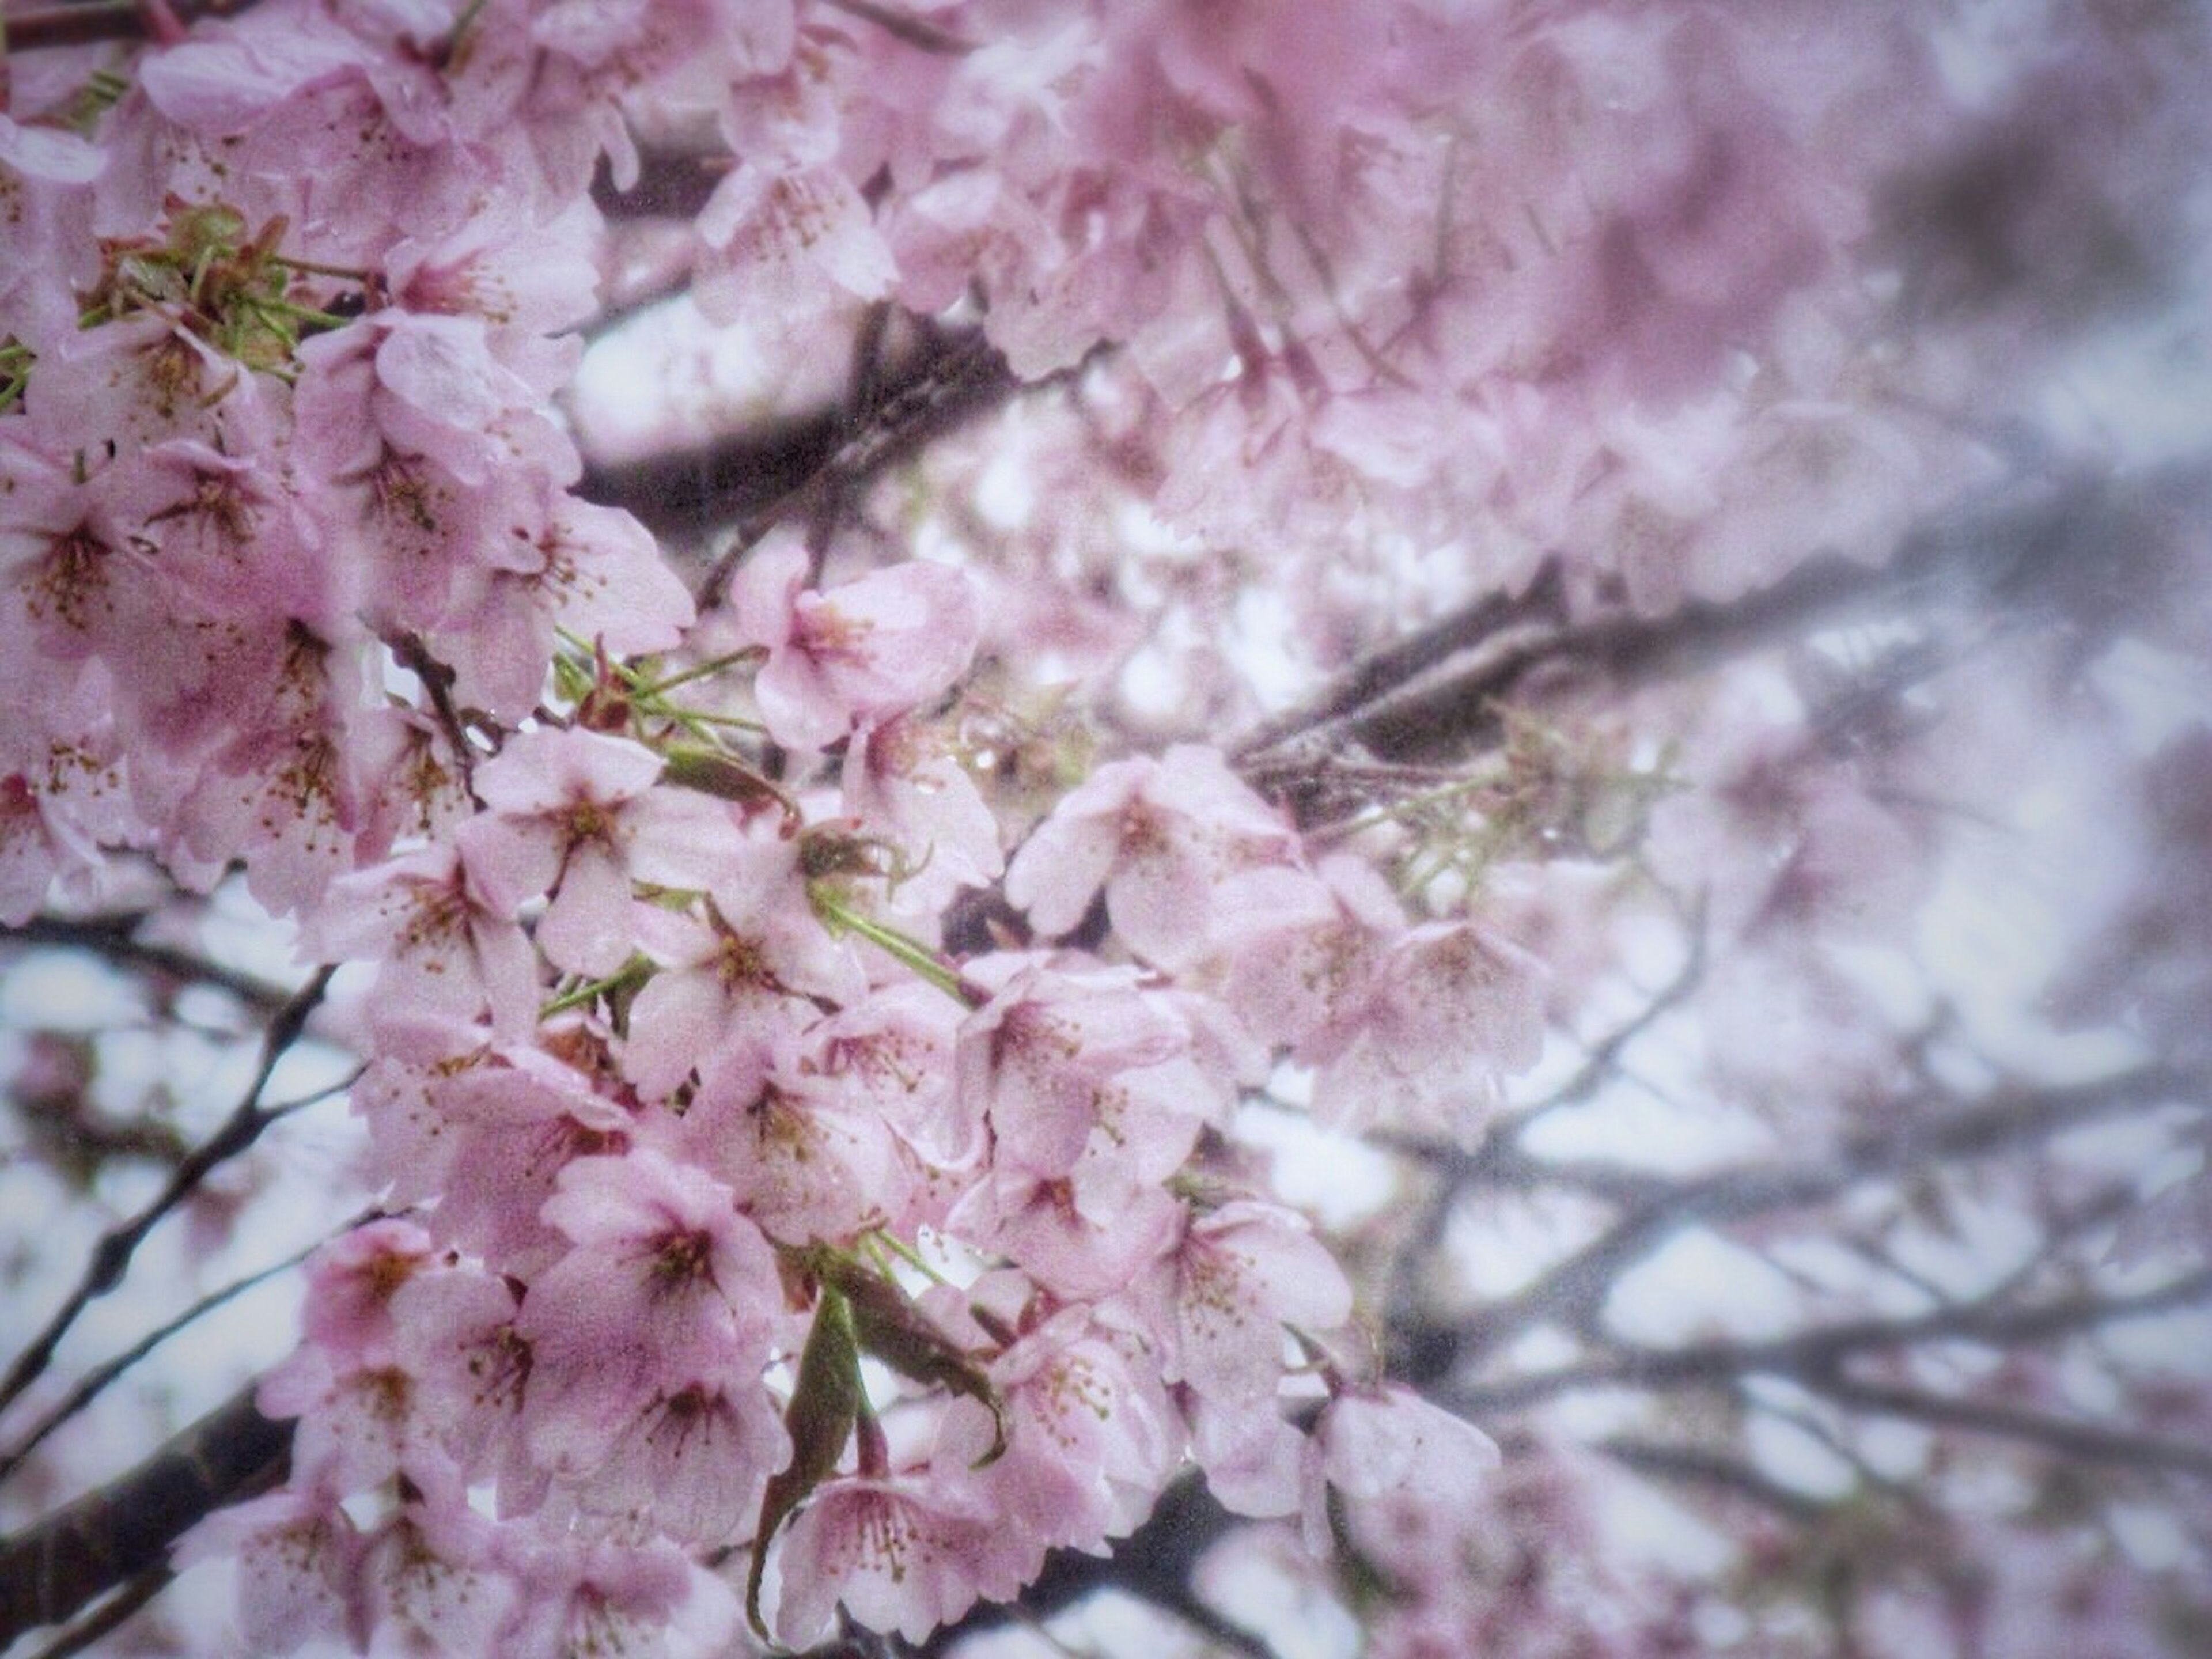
[[272, 255, 370, 282], [808, 886, 976, 1006], [539, 955, 650, 1020], [241, 295, 354, 330], [1323, 771, 1496, 842], [634, 649, 757, 697]]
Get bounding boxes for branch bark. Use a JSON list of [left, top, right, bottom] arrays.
[[0, 1386, 288, 1648]]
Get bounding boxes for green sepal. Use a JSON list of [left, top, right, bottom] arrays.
[[813, 1251, 1008, 1468], [748, 1283, 863, 1644]]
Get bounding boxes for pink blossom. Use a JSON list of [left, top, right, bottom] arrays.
[[840, 713, 1005, 907], [456, 726, 669, 977], [517, 1149, 782, 1480], [1304, 1383, 1501, 1556], [297, 1218, 435, 1366], [949, 1305, 1180, 1553], [723, 532, 980, 751], [771, 1468, 1033, 1648], [620, 827, 866, 1100], [173, 1487, 366, 1656], [692, 164, 897, 339], [682, 1054, 907, 1247], [955, 959, 1188, 1179], [1005, 745, 1299, 968], [493, 1532, 719, 1659], [1308, 919, 1548, 1142], [305, 842, 541, 1037], [0, 115, 104, 356], [1135, 1199, 1354, 1406]]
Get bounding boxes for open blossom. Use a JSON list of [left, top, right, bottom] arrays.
[[1005, 745, 1300, 969], [516, 1149, 782, 1480], [306, 842, 541, 1037], [1303, 1382, 1502, 1556], [941, 1304, 1181, 1554], [1134, 1199, 1354, 1407], [771, 1468, 1033, 1649], [955, 957, 1188, 1179], [620, 824, 867, 1100], [723, 531, 980, 751], [457, 727, 739, 977]]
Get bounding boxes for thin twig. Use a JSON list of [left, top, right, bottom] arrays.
[[0, 967, 335, 1418], [24, 1566, 172, 1659], [0, 1213, 371, 1487], [5, 913, 295, 1018]]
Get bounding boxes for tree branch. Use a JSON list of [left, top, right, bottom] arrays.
[[0, 1385, 288, 1647], [0, 967, 334, 1418], [1437, 1061, 2200, 1374], [1237, 463, 2134, 798], [5, 912, 297, 1020]]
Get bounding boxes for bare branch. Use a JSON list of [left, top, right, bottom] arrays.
[[23, 1566, 171, 1659], [0, 1386, 288, 1647], [0, 967, 336, 1418], [0, 1220, 365, 1488], [1811, 1373, 2212, 1481], [1453, 1267, 2212, 1413], [5, 912, 296, 1019], [1441, 1062, 2200, 1373], [1593, 1435, 1830, 1523]]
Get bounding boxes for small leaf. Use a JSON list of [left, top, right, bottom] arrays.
[[748, 1283, 862, 1642]]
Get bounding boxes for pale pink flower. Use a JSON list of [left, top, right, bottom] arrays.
[[840, 713, 1005, 907], [949, 1305, 1180, 1553], [0, 115, 104, 357], [683, 1056, 907, 1248], [621, 828, 865, 1100], [355, 1479, 516, 1659], [389, 1260, 539, 1497], [259, 1343, 446, 1496], [724, 532, 980, 752], [955, 959, 1187, 1179], [426, 494, 695, 722], [1303, 1384, 1502, 1556], [1308, 919, 1547, 1142], [771, 1469, 1033, 1647], [173, 1487, 365, 1657], [1005, 745, 1298, 969], [517, 1150, 781, 1480], [692, 164, 897, 339], [1134, 1199, 1353, 1406], [298, 1218, 435, 1367], [493, 1533, 719, 1659], [456, 727, 668, 977], [953, 1158, 1184, 1302], [569, 1373, 792, 1547], [305, 842, 541, 1037]]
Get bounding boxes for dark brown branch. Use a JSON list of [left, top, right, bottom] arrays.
[[690, 329, 1021, 600], [5, 912, 296, 1018], [1236, 464, 2125, 793], [24, 1566, 171, 1659], [1437, 1061, 2199, 1375], [1455, 1267, 2212, 1414], [0, 1386, 289, 1647], [0, 967, 334, 1418], [1593, 1436, 1829, 1522], [0, 1226, 348, 1487], [1811, 1374, 2212, 1481], [578, 327, 1022, 550]]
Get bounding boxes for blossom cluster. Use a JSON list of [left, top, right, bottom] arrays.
[[0, 4, 1560, 1647], [6, 0, 2207, 1653]]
